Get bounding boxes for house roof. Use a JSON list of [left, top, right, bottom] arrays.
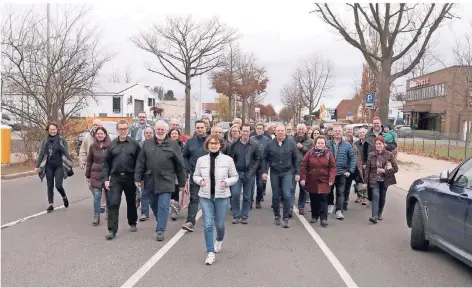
[[93, 83, 138, 95], [336, 99, 360, 119], [202, 103, 217, 111]]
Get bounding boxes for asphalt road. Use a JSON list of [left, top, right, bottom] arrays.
[[2, 170, 472, 287]]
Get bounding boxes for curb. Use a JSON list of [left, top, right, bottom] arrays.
[[1, 163, 79, 180]]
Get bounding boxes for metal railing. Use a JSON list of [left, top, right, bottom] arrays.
[[397, 130, 471, 161]]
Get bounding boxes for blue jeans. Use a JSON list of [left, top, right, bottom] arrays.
[[200, 197, 230, 253], [93, 188, 110, 215], [149, 192, 172, 233], [230, 172, 255, 219], [140, 186, 150, 217], [270, 172, 292, 219], [253, 169, 266, 202], [291, 174, 306, 209], [371, 182, 387, 218]]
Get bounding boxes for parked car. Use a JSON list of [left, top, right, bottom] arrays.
[[397, 126, 412, 138], [406, 157, 472, 268], [74, 121, 118, 155], [345, 123, 369, 137], [218, 121, 231, 133]]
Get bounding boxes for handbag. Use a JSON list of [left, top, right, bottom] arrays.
[[179, 179, 190, 209]]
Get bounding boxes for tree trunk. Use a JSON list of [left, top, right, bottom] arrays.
[[241, 98, 247, 124], [185, 78, 191, 135], [308, 103, 313, 126], [228, 95, 233, 120], [376, 65, 392, 124]]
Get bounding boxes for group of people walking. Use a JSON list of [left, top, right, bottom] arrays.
[[35, 112, 399, 265]]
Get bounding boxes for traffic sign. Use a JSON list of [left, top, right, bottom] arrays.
[[365, 93, 375, 107]]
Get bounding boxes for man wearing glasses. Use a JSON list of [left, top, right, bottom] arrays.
[[130, 111, 152, 143], [103, 120, 141, 240]]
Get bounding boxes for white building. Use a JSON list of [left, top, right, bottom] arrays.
[[158, 98, 196, 120], [76, 83, 158, 118]]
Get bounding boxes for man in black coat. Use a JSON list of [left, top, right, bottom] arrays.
[[135, 120, 186, 241]]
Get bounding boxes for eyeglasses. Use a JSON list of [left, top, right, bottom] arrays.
[[118, 127, 128, 131], [209, 142, 220, 145]]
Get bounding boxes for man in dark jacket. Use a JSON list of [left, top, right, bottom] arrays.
[[181, 120, 208, 232], [292, 124, 313, 216], [250, 122, 271, 208], [226, 124, 261, 224], [103, 120, 141, 240], [327, 125, 356, 220], [354, 127, 369, 204], [135, 121, 186, 241], [262, 125, 299, 228]]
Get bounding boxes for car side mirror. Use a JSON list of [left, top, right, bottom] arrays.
[[439, 170, 449, 183]]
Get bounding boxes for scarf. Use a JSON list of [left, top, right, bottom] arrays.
[[313, 148, 325, 158], [46, 134, 61, 157], [375, 148, 386, 182], [135, 124, 147, 142]]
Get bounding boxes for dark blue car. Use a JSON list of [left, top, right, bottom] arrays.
[[406, 157, 472, 267]]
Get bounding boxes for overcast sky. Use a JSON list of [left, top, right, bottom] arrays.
[[5, 1, 472, 113]]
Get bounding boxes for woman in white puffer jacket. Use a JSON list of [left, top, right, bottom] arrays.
[[193, 134, 238, 265]]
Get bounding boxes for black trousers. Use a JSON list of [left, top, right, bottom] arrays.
[[171, 184, 180, 202], [107, 174, 138, 233], [328, 174, 346, 211], [309, 193, 328, 221], [46, 165, 66, 204], [343, 176, 354, 208]]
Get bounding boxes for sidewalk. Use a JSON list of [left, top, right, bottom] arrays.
[[395, 152, 458, 191]]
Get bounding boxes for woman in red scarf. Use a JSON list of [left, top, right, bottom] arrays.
[[300, 135, 336, 227], [363, 136, 398, 223]]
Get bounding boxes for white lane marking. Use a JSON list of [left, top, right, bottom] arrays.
[[293, 207, 358, 288], [1, 206, 65, 229], [121, 209, 203, 288]]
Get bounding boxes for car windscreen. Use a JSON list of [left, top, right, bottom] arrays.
[[101, 122, 118, 135]]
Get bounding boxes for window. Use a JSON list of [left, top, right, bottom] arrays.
[[453, 158, 472, 189], [148, 98, 155, 107], [112, 97, 121, 113]]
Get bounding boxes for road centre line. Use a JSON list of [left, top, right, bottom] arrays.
[[121, 209, 203, 288], [293, 207, 358, 288]]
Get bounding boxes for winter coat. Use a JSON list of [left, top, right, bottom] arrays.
[[299, 148, 336, 194], [193, 153, 239, 199], [134, 136, 186, 194], [364, 149, 398, 188], [85, 136, 112, 189], [327, 139, 356, 175]]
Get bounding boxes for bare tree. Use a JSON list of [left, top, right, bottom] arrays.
[[1, 5, 112, 129], [234, 52, 269, 124], [124, 65, 132, 83], [281, 83, 303, 125], [209, 43, 241, 119], [109, 69, 121, 83], [293, 54, 333, 126], [313, 3, 455, 123], [132, 15, 239, 134]]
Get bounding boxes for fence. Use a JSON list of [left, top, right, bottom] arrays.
[[397, 130, 471, 162]]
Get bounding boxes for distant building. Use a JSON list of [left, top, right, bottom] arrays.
[[336, 99, 361, 121], [158, 98, 196, 120], [402, 65, 472, 139], [76, 83, 158, 118]]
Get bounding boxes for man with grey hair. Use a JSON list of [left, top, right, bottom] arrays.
[[170, 118, 187, 143], [138, 126, 155, 220], [135, 120, 186, 241], [262, 124, 299, 228], [354, 127, 369, 205], [211, 125, 223, 137], [292, 123, 313, 216]]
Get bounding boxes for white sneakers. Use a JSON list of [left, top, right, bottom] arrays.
[[328, 205, 334, 214], [336, 210, 344, 220], [205, 241, 223, 265], [205, 252, 216, 265], [214, 241, 223, 253]]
